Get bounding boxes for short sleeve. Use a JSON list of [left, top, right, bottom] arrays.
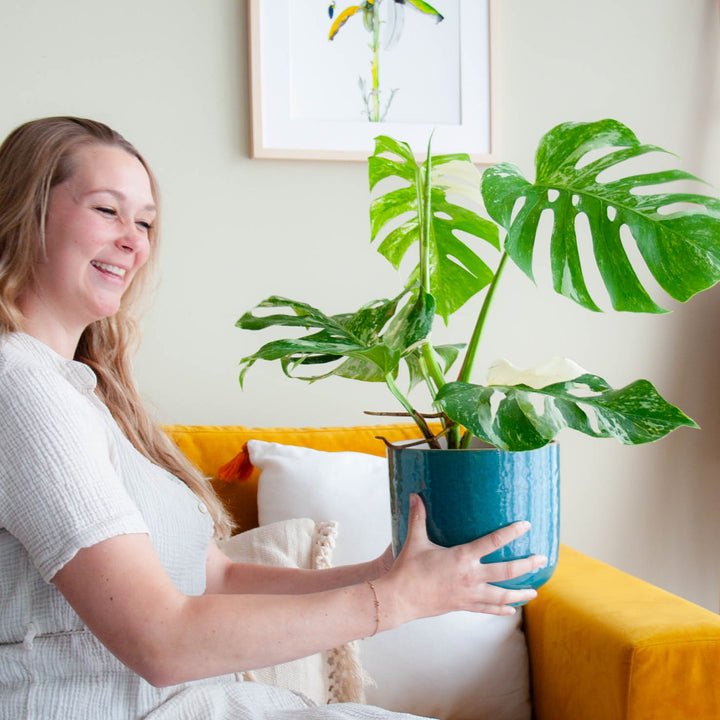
[[0, 366, 150, 582]]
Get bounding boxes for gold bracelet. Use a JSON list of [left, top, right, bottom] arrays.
[[366, 581, 381, 637]]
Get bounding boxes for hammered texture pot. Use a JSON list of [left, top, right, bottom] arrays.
[[387, 442, 560, 592]]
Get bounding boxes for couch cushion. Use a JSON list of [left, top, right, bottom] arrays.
[[248, 439, 531, 720], [163, 424, 434, 533]]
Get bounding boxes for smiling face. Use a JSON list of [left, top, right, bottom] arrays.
[[19, 143, 156, 356]]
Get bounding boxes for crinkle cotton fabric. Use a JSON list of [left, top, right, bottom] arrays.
[[0, 333, 432, 720]]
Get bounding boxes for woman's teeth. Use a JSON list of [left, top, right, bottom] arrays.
[[91, 261, 126, 279]]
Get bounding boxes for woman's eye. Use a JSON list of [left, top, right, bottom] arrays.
[[96, 206, 116, 217], [136, 220, 153, 232]]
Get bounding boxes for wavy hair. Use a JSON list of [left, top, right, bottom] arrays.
[[0, 117, 233, 538]]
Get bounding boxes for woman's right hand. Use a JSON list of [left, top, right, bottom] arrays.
[[377, 494, 547, 625]]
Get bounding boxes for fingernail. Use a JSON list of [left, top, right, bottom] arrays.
[[536, 555, 548, 567], [519, 521, 531, 531]]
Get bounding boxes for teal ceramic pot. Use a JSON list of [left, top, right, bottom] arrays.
[[387, 442, 560, 592]]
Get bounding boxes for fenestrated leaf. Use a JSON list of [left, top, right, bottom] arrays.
[[237, 296, 348, 332], [237, 293, 428, 385], [436, 373, 698, 451], [369, 136, 417, 188], [370, 186, 417, 248], [370, 137, 500, 320], [482, 118, 720, 313], [376, 218, 418, 269]]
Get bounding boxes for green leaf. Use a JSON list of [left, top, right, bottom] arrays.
[[370, 186, 417, 246], [369, 136, 417, 188], [436, 373, 698, 451], [236, 296, 347, 332], [331, 356, 389, 382], [383, 290, 435, 355], [237, 293, 426, 386], [434, 343, 465, 374], [370, 138, 500, 320], [482, 118, 720, 313], [404, 342, 465, 392]]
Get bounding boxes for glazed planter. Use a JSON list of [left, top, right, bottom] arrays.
[[388, 441, 560, 592]]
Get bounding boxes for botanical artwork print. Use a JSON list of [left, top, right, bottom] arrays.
[[327, 0, 444, 122]]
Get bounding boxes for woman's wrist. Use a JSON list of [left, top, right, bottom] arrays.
[[369, 544, 395, 580], [368, 574, 405, 634], [365, 581, 381, 637]]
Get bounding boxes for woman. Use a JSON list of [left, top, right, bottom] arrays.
[[0, 117, 546, 719]]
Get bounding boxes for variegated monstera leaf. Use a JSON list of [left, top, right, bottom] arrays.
[[482, 119, 720, 313], [369, 136, 500, 321], [437, 359, 698, 451]]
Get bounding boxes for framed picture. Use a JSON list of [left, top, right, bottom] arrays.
[[248, 0, 498, 162]]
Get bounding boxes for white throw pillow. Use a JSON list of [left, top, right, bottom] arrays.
[[248, 440, 532, 720], [217, 518, 365, 705]]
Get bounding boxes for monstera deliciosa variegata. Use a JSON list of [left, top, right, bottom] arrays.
[[237, 119, 720, 451]]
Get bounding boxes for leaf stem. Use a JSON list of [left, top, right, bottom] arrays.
[[458, 249, 509, 384], [405, 137, 447, 435], [417, 137, 433, 294], [420, 343, 444, 392], [385, 372, 440, 447]]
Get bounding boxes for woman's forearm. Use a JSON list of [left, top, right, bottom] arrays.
[[205, 539, 395, 596], [218, 560, 383, 595], [154, 582, 396, 686]]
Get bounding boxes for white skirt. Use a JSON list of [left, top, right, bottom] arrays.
[[144, 679, 435, 720]]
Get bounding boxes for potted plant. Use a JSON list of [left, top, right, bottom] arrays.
[[235, 119, 720, 590]]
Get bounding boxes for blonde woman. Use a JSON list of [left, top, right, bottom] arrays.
[[0, 117, 546, 720]]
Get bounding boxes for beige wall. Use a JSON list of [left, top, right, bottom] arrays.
[[2, 0, 719, 610]]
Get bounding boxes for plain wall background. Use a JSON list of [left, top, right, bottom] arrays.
[[1, 0, 719, 611]]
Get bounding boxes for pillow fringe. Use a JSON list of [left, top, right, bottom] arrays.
[[327, 641, 372, 705], [230, 518, 374, 705], [312, 521, 372, 704], [312, 521, 337, 572]]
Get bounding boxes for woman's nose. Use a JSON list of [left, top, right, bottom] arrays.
[[116, 222, 147, 253]]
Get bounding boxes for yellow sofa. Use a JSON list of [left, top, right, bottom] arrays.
[[164, 423, 720, 720]]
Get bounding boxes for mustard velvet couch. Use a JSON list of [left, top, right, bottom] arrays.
[[164, 423, 720, 720]]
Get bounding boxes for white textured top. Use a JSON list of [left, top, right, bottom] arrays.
[[0, 331, 221, 717], [0, 333, 425, 720]]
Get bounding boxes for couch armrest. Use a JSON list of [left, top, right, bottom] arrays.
[[524, 545, 720, 720]]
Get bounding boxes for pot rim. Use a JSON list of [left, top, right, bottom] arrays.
[[384, 437, 559, 453]]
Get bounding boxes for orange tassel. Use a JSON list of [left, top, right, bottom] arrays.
[[217, 443, 254, 482]]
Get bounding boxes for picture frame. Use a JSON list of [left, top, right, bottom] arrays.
[[248, 0, 498, 162]]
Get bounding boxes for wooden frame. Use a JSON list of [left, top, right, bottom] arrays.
[[248, 0, 498, 162]]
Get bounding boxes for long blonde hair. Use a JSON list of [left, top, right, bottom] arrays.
[[0, 116, 233, 538]]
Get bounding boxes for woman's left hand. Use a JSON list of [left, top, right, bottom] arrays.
[[372, 544, 395, 578]]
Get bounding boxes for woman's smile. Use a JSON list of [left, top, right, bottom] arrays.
[[90, 260, 128, 282]]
